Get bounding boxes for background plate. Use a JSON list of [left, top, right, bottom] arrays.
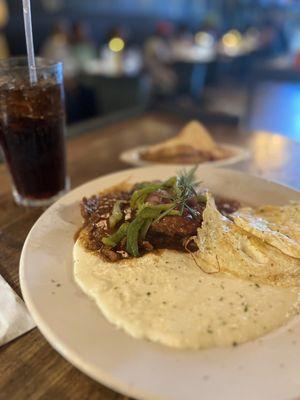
[[120, 143, 250, 167], [20, 166, 300, 400]]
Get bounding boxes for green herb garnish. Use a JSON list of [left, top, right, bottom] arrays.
[[109, 200, 126, 229], [130, 183, 163, 209], [130, 176, 177, 210], [172, 165, 202, 218]]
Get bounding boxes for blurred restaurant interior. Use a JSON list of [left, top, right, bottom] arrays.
[[1, 0, 300, 139], [2, 2, 300, 398]]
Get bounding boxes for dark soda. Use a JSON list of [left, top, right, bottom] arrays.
[[0, 81, 67, 200]]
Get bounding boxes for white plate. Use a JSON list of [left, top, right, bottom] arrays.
[[120, 143, 250, 167], [20, 166, 300, 400]]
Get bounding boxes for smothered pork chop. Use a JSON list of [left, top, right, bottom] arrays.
[[74, 168, 300, 349], [80, 170, 239, 262]]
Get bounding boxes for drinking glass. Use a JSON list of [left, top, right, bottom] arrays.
[[0, 57, 69, 206]]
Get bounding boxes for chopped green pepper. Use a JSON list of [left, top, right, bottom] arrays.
[[109, 200, 125, 229], [126, 217, 147, 257], [130, 183, 163, 209], [130, 176, 177, 209], [102, 222, 129, 247], [126, 203, 179, 256], [140, 218, 153, 240]]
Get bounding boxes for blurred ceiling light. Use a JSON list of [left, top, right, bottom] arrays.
[[0, 0, 8, 28], [109, 37, 125, 53], [222, 30, 242, 48], [195, 31, 214, 47]]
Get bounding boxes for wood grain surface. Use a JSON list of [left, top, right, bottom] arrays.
[[0, 111, 299, 400]]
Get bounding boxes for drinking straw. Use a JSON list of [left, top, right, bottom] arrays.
[[22, 0, 37, 84]]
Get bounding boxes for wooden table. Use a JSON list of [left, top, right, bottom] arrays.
[[0, 111, 299, 400]]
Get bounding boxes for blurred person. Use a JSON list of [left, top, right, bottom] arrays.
[[99, 26, 143, 76], [42, 21, 97, 123], [100, 25, 128, 58], [172, 24, 193, 47], [99, 26, 126, 74], [259, 10, 289, 57], [111, 28, 145, 82], [41, 20, 77, 78], [144, 21, 177, 96], [199, 15, 220, 40], [261, 22, 288, 56], [123, 46, 143, 76], [290, 23, 300, 67], [71, 21, 97, 70]]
